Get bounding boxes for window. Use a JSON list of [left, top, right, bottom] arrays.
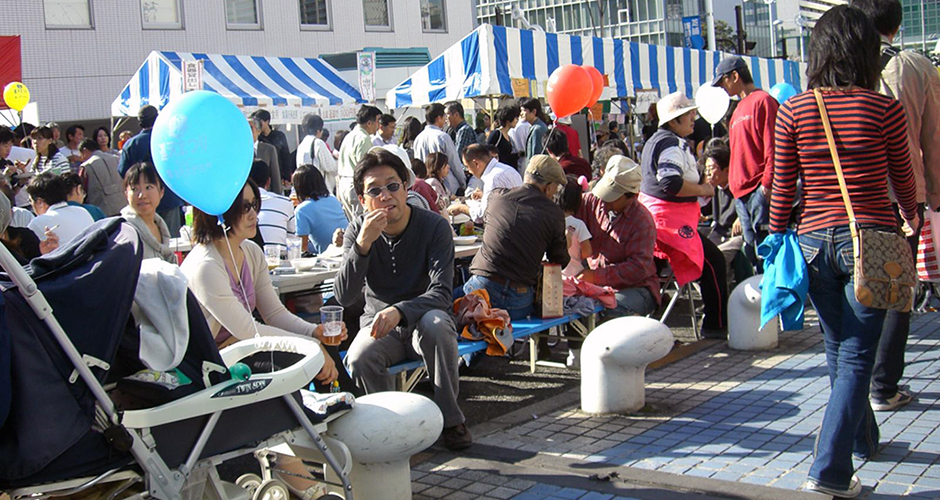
[[420, 0, 446, 32], [363, 0, 391, 30], [141, 0, 182, 29], [225, 0, 262, 29], [43, 0, 93, 29], [300, 0, 331, 29]]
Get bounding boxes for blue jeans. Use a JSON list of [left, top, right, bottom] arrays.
[[463, 275, 535, 320], [734, 187, 769, 269], [799, 227, 885, 490], [603, 287, 657, 320]]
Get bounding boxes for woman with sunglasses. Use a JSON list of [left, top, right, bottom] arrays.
[[181, 179, 351, 498], [181, 178, 347, 351]]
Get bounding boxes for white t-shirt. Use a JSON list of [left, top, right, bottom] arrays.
[[28, 202, 95, 245], [296, 135, 316, 169], [563, 215, 592, 278], [11, 207, 34, 228], [258, 188, 296, 247]]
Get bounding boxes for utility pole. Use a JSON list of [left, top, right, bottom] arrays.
[[735, 5, 746, 55], [766, 0, 777, 58], [706, 0, 717, 51], [922, 0, 928, 53], [795, 14, 806, 62]]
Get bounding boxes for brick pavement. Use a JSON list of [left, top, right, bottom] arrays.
[[411, 311, 940, 499]]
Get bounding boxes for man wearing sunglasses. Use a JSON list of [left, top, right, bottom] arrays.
[[335, 149, 471, 451]]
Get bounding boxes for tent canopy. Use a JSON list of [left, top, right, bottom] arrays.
[[112, 51, 364, 118], [387, 24, 806, 109]]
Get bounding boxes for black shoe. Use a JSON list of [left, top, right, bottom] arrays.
[[442, 423, 473, 451], [701, 328, 727, 340]]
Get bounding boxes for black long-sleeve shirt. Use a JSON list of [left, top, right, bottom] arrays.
[[334, 206, 455, 329], [471, 184, 569, 286]]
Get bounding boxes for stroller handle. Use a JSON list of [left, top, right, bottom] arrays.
[[122, 336, 325, 429]]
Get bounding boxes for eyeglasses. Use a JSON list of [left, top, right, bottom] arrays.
[[364, 181, 402, 199], [241, 198, 261, 214]]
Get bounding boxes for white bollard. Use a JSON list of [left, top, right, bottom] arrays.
[[325, 392, 443, 500], [728, 275, 779, 351], [581, 317, 673, 414]]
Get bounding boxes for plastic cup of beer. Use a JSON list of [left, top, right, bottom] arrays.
[[320, 306, 344, 346], [264, 244, 281, 270]]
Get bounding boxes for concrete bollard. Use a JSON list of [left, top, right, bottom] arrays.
[[325, 392, 443, 500], [581, 317, 673, 414], [728, 275, 779, 351]]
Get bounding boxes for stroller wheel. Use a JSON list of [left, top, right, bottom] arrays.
[[252, 479, 290, 500], [236, 473, 263, 496], [315, 495, 344, 500]]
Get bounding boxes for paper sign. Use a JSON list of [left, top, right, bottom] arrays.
[[182, 60, 202, 92], [634, 89, 660, 115], [511, 78, 530, 98]]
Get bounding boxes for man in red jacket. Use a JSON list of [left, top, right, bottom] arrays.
[[713, 56, 779, 269]]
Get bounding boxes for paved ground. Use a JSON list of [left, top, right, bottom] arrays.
[[410, 310, 940, 499]]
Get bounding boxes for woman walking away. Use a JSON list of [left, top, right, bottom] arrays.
[[769, 6, 919, 497]]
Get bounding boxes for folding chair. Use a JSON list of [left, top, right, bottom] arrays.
[[649, 260, 701, 341]]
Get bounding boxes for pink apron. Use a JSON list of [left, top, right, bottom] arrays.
[[639, 193, 704, 286]]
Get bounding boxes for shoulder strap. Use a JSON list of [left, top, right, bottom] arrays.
[[880, 44, 901, 72], [813, 89, 857, 239]]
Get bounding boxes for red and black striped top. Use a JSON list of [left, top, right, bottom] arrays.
[[769, 88, 917, 234]]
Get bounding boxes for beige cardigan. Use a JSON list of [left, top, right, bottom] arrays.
[[180, 239, 318, 343]]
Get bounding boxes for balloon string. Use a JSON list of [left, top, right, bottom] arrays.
[[540, 124, 556, 156], [220, 218, 272, 370]]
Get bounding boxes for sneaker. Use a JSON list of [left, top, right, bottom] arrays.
[[566, 349, 581, 369], [441, 423, 473, 451], [802, 475, 862, 498], [871, 390, 913, 412]]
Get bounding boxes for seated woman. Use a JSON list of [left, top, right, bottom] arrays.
[[180, 178, 347, 498], [292, 164, 348, 254], [639, 91, 728, 339], [120, 162, 176, 263]]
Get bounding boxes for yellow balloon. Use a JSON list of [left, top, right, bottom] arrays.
[[3, 82, 30, 112]]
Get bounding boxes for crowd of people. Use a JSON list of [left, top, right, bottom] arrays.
[[0, 0, 935, 496]]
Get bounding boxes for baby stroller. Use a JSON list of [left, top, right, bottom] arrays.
[[0, 219, 355, 500]]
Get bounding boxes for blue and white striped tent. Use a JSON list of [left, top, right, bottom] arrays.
[[387, 24, 806, 109], [112, 51, 363, 121]]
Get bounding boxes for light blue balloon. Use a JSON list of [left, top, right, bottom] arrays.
[[150, 91, 254, 216], [769, 83, 798, 104]]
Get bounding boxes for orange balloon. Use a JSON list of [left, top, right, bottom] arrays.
[[546, 64, 592, 119], [583, 66, 604, 108]]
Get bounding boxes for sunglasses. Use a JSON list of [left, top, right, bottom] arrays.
[[241, 198, 261, 214], [364, 181, 402, 199]]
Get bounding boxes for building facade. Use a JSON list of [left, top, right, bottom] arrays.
[[5, 0, 474, 123], [475, 0, 707, 47], [898, 0, 940, 52], [475, 0, 853, 61]]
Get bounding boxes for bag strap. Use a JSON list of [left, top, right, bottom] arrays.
[[813, 89, 858, 240]]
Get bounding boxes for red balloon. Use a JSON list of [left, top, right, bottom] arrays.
[[583, 65, 604, 108], [546, 64, 592, 119]]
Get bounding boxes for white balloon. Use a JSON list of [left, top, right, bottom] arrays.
[[695, 84, 731, 125]]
